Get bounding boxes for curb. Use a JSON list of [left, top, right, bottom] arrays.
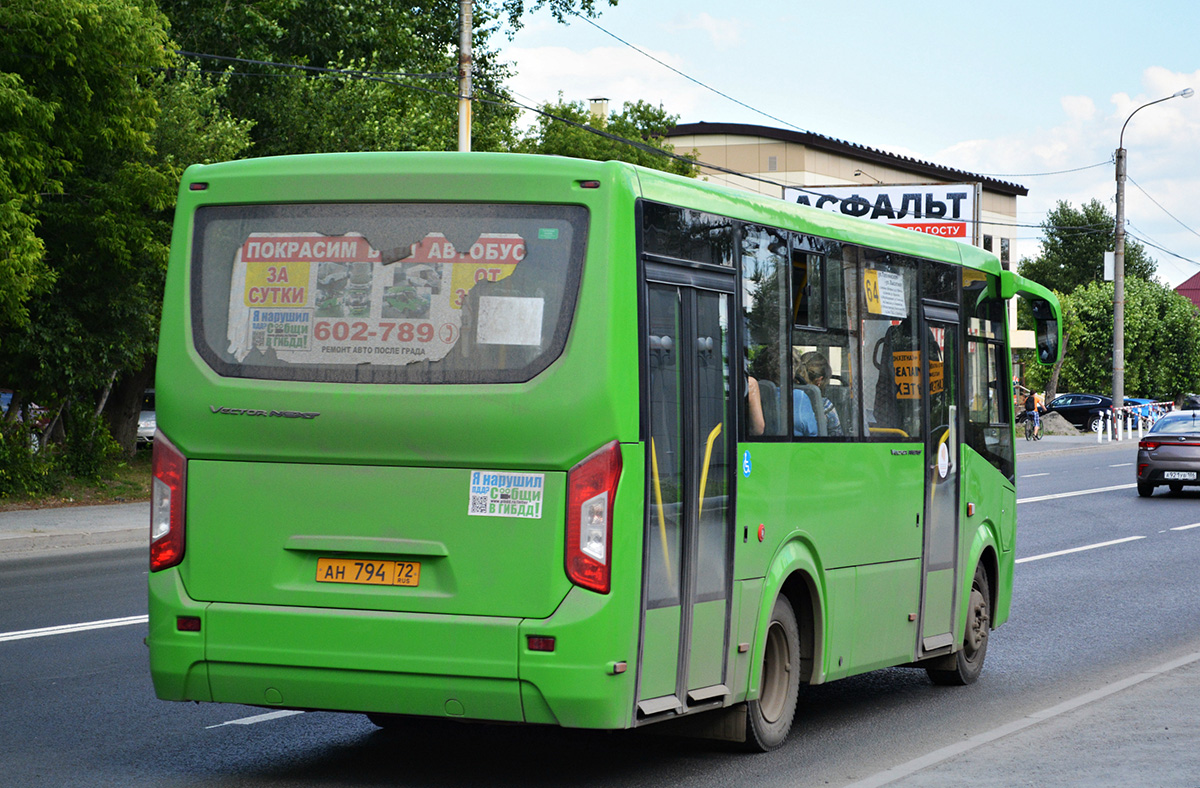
[[0, 528, 146, 558]]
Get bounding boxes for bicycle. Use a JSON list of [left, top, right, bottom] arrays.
[[1019, 410, 1041, 440]]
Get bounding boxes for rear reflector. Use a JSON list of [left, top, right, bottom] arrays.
[[565, 441, 622, 594], [176, 616, 201, 632], [527, 636, 556, 652]]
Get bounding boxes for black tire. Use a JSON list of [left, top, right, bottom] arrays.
[[1087, 415, 1102, 433], [1024, 418, 1034, 441], [1137, 482, 1154, 497], [743, 595, 800, 752], [927, 564, 990, 686]]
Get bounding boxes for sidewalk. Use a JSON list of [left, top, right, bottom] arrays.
[[0, 501, 147, 557], [1014, 430, 1135, 457]]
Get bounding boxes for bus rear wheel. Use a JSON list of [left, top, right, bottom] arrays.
[[744, 594, 800, 751], [926, 564, 990, 686]]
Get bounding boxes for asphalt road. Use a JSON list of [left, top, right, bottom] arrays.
[[2, 440, 1199, 787]]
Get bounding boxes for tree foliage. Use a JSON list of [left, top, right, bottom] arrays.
[[0, 71, 57, 337], [516, 96, 698, 175], [158, 0, 520, 157], [1023, 278, 1200, 400], [0, 0, 254, 479], [1018, 199, 1155, 294]]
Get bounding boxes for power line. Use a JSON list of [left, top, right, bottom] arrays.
[[972, 160, 1112, 178], [566, 12, 809, 134], [1127, 225, 1200, 268], [1127, 176, 1200, 241]]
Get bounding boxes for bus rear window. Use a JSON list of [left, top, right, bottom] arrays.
[[190, 203, 587, 384]]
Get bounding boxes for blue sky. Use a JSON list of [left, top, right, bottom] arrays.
[[503, 1, 1200, 285]]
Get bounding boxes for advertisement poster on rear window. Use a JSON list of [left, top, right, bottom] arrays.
[[224, 231, 533, 365]]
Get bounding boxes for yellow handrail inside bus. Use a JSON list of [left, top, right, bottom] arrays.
[[697, 422, 723, 520], [649, 437, 672, 577], [868, 427, 910, 438]]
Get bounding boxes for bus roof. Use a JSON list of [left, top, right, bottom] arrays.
[[180, 151, 1004, 278]]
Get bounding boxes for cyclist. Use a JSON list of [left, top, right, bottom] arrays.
[[1023, 391, 1042, 440]]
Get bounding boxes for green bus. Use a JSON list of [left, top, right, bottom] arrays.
[[149, 152, 1061, 750]]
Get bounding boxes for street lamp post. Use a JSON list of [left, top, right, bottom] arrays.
[[1112, 87, 1193, 410]]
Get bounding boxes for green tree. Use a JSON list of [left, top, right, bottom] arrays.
[[1035, 278, 1200, 400], [0, 0, 254, 467], [516, 96, 698, 176], [1018, 199, 1155, 294], [0, 72, 57, 340], [158, 0, 523, 157]]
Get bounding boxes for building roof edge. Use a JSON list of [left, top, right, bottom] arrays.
[[667, 122, 1029, 197]]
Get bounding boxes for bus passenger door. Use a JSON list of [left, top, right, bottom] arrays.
[[919, 310, 961, 654], [639, 279, 734, 719]]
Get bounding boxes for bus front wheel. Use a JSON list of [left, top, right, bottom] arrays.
[[926, 564, 990, 686], [744, 594, 800, 751]]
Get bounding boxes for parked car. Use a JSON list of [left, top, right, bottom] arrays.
[[1136, 411, 1200, 497], [1045, 393, 1112, 433], [137, 389, 156, 445]]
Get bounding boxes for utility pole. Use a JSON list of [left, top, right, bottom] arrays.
[[1113, 145, 1126, 410], [1111, 87, 1192, 410], [458, 0, 472, 152]]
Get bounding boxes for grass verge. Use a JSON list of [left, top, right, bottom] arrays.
[[0, 448, 152, 512]]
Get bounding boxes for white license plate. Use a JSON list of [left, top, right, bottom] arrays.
[[1162, 471, 1197, 481]]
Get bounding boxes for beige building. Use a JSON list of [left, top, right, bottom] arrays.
[[665, 122, 1036, 354], [665, 122, 1026, 271]]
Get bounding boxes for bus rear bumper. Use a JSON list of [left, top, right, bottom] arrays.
[[149, 571, 637, 728]]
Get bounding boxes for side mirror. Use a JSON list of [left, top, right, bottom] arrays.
[[1029, 297, 1059, 365]]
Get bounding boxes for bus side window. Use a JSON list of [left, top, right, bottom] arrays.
[[791, 241, 855, 440], [741, 224, 790, 438], [860, 254, 921, 439]]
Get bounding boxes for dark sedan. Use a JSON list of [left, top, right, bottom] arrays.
[[1137, 412, 1200, 497], [1045, 393, 1111, 432]]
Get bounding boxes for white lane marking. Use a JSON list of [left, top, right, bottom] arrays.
[[1017, 483, 1137, 504], [1020, 472, 1050, 478], [207, 710, 305, 729], [1109, 462, 1133, 468], [0, 615, 148, 643], [1015, 536, 1145, 564], [1171, 522, 1200, 531], [839, 650, 1200, 788]]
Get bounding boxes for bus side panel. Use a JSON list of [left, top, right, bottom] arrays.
[[726, 578, 762, 702], [960, 447, 1015, 627], [735, 443, 925, 583], [821, 562, 923, 680], [747, 539, 826, 695], [852, 559, 922, 673], [516, 444, 644, 729]]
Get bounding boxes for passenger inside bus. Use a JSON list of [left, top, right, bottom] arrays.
[[793, 348, 842, 437]]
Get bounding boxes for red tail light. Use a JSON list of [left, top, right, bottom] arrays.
[[150, 432, 187, 572], [565, 441, 622, 594], [1139, 440, 1158, 451]]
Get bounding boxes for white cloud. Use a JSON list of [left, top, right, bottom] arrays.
[[666, 12, 745, 51], [1061, 95, 1097, 123], [506, 44, 712, 121], [934, 67, 1200, 283]]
